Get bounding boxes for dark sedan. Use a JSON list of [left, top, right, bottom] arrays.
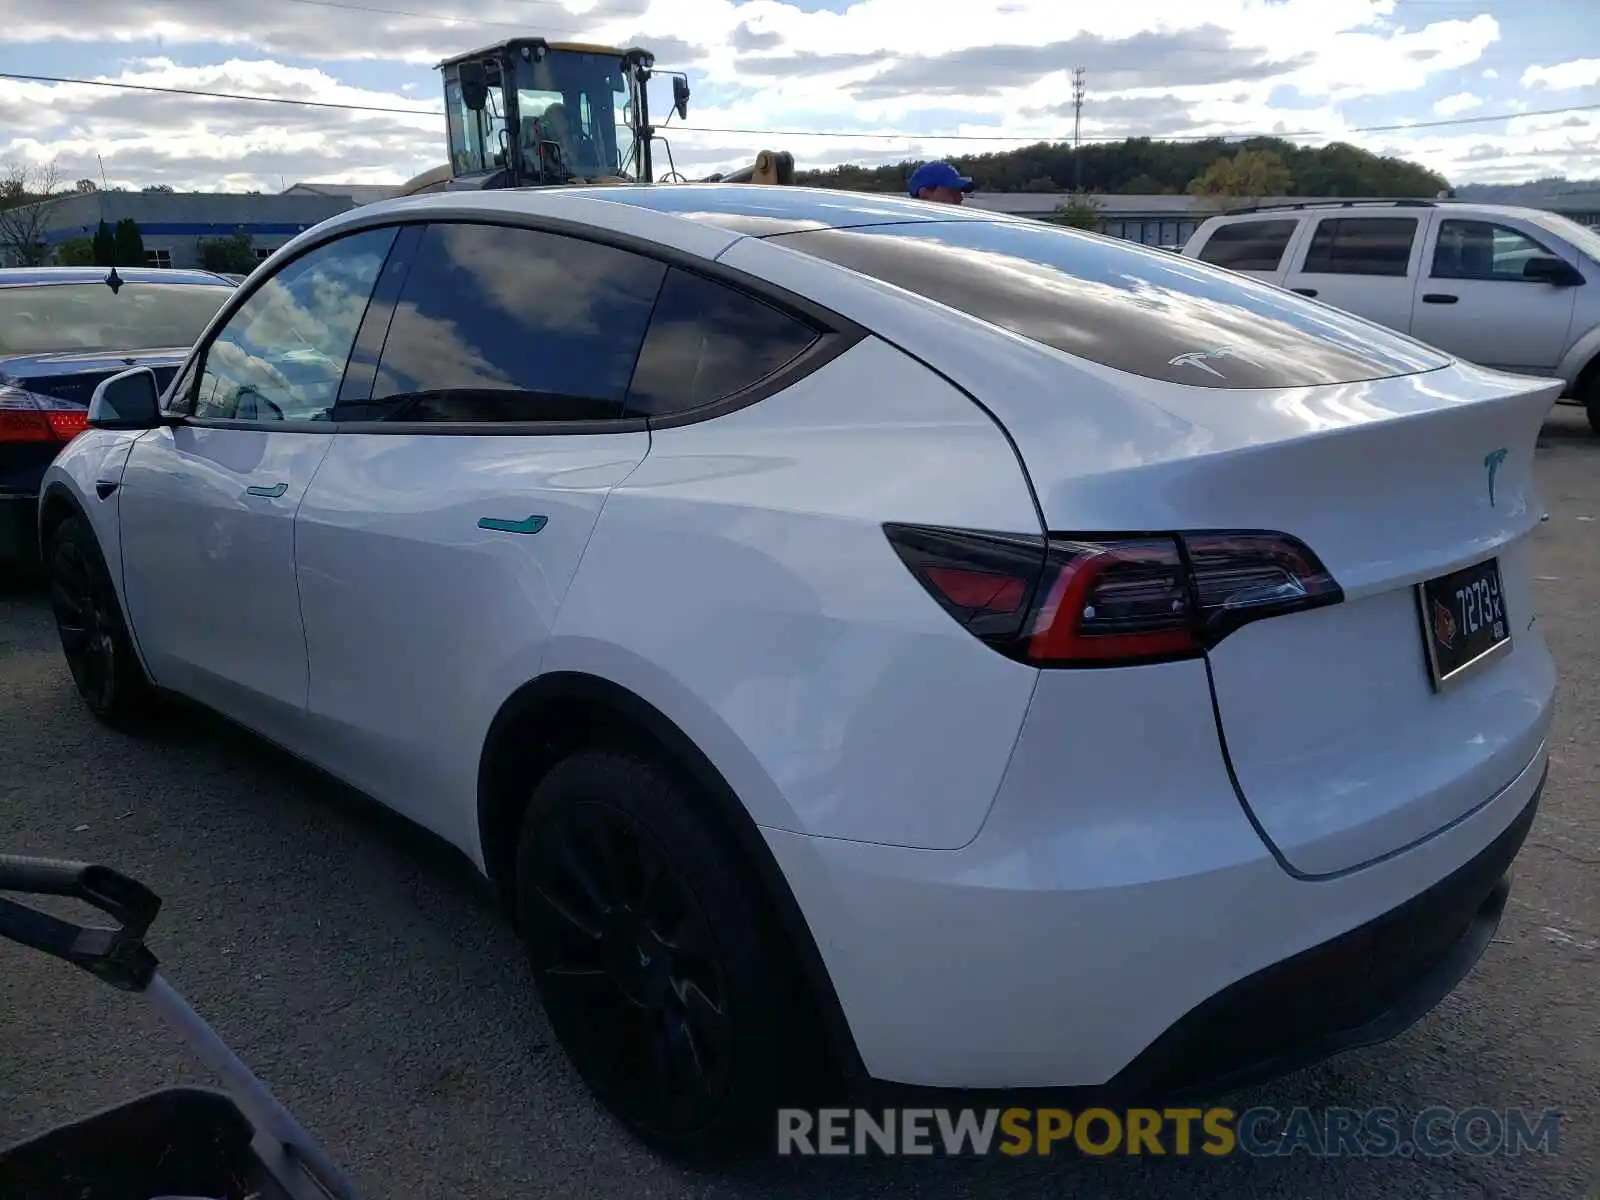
[[0, 266, 235, 570]]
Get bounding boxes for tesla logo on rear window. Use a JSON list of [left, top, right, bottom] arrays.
[[1167, 346, 1259, 378]]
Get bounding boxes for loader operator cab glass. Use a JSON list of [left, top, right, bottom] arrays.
[[514, 52, 635, 182]]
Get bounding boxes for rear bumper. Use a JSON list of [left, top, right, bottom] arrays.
[[836, 771, 1535, 1110], [765, 656, 1548, 1092], [1111, 768, 1535, 1102]]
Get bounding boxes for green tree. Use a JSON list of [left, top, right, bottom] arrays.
[[92, 219, 117, 266], [1186, 148, 1294, 212], [55, 237, 96, 265], [197, 229, 259, 274], [113, 218, 146, 266], [792, 135, 1450, 200], [1046, 192, 1104, 231], [1117, 173, 1169, 195]]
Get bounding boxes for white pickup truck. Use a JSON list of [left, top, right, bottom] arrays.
[[1181, 199, 1600, 431]]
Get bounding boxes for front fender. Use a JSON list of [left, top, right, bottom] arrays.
[[37, 429, 145, 584]]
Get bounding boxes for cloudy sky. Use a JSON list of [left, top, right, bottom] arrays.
[[0, 0, 1595, 193]]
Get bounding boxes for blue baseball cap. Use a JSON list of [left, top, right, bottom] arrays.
[[907, 161, 973, 196]]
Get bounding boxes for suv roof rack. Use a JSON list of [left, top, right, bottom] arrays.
[[1222, 198, 1439, 216]]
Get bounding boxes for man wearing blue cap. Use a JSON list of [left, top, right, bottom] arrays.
[[907, 161, 973, 204]]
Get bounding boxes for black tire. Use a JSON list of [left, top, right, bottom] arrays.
[[514, 748, 807, 1159], [46, 514, 158, 729], [1585, 375, 1600, 436]]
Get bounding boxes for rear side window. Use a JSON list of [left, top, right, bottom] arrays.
[[625, 267, 821, 418], [1300, 217, 1418, 277], [1197, 220, 1297, 272], [769, 220, 1448, 389], [365, 222, 666, 422]]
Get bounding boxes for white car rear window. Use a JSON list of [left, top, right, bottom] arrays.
[[770, 220, 1451, 389]]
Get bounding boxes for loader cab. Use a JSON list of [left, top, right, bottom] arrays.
[[438, 39, 685, 189]]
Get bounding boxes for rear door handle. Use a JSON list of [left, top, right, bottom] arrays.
[[245, 482, 288, 499], [1290, 287, 1317, 297], [478, 514, 547, 535], [1422, 293, 1459, 304]]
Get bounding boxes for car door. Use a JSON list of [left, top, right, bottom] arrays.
[[1279, 213, 1426, 334], [1410, 216, 1580, 373], [116, 225, 401, 744], [289, 219, 667, 840]]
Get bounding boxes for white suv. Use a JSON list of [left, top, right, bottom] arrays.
[[41, 186, 1555, 1156], [1182, 200, 1600, 430]]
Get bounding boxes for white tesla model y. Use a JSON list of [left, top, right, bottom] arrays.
[[39, 185, 1557, 1154]]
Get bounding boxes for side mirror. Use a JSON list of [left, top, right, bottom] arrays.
[[1523, 255, 1584, 287], [88, 367, 163, 430], [459, 62, 489, 112], [672, 76, 690, 121]]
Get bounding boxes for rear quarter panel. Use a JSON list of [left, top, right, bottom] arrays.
[[547, 335, 1045, 850]]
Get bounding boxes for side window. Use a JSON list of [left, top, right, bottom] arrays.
[[360, 222, 666, 423], [625, 268, 822, 419], [1432, 219, 1558, 282], [192, 227, 398, 422], [1197, 220, 1298, 272], [444, 78, 483, 174], [1300, 217, 1418, 277]]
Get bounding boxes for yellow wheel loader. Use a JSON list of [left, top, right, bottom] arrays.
[[393, 38, 795, 197]]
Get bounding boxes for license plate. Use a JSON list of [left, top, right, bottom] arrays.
[[1416, 557, 1512, 691]]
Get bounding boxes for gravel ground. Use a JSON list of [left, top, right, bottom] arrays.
[[1, 409, 1596, 1199]]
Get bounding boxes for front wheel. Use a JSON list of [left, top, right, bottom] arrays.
[[46, 515, 157, 729], [514, 749, 800, 1158]]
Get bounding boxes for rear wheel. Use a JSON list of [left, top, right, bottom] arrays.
[[46, 515, 157, 729], [514, 749, 797, 1158]]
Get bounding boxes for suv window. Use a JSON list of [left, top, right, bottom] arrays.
[[769, 220, 1449, 390], [1197, 220, 1297, 272], [1432, 219, 1559, 281], [192, 227, 398, 422], [1300, 217, 1418, 277], [625, 268, 821, 418], [363, 222, 666, 423]]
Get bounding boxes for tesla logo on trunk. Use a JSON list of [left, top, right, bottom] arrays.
[[1167, 346, 1259, 378], [1484, 448, 1508, 507]]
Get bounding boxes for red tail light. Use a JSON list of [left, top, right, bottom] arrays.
[[0, 387, 89, 444], [884, 523, 1343, 668]]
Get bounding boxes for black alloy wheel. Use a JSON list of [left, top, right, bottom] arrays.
[[515, 750, 798, 1155], [523, 799, 735, 1135], [47, 516, 153, 727]]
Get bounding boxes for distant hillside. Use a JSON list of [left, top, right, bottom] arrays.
[[796, 136, 1450, 198], [1453, 177, 1600, 204]]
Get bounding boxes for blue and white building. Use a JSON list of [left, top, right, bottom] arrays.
[[11, 188, 362, 268]]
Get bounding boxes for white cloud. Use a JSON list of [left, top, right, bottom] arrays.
[[0, 0, 1592, 191], [1434, 92, 1482, 117], [1482, 67, 1499, 79], [1521, 58, 1600, 91]]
